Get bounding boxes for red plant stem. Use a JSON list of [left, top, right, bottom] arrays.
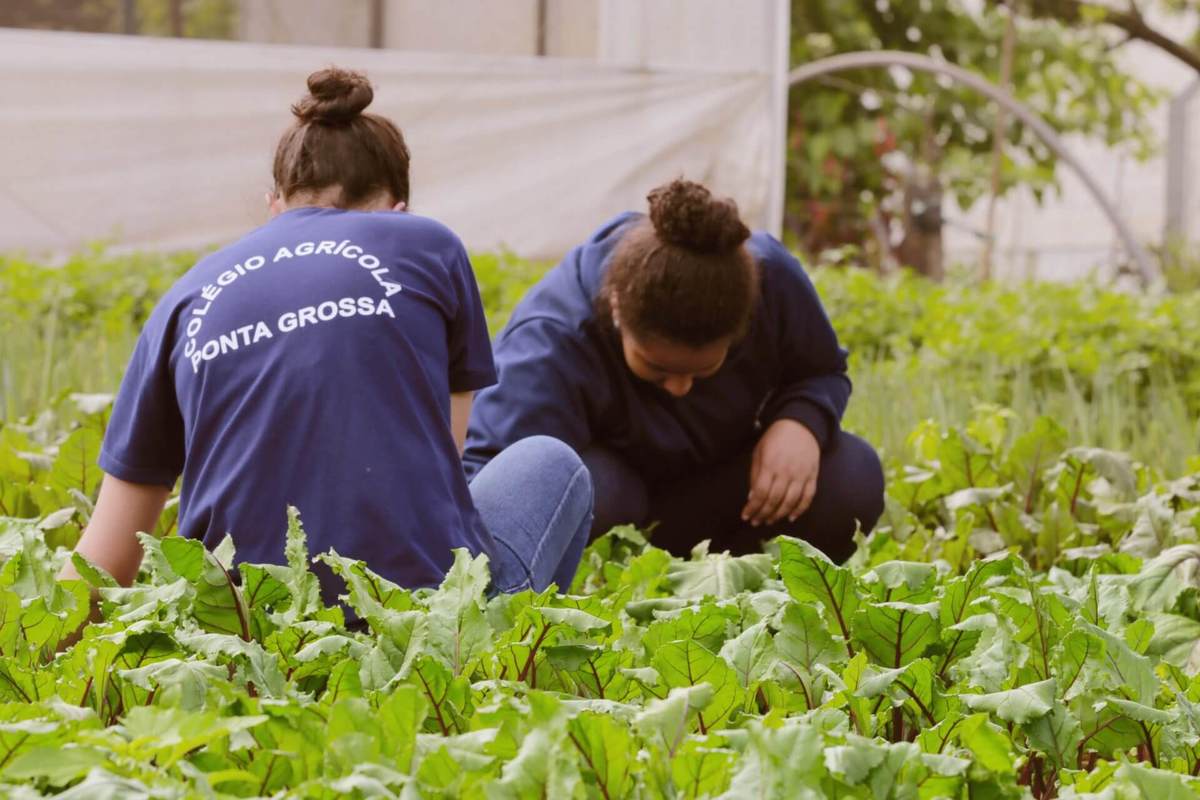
[[568, 732, 613, 800], [517, 623, 551, 684], [1138, 725, 1158, 768], [415, 667, 449, 736], [1069, 464, 1086, 518], [222, 565, 251, 642]]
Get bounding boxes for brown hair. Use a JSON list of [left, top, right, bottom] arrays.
[[272, 67, 411, 207], [599, 179, 757, 347]]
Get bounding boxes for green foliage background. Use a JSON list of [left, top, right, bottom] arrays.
[[787, 0, 1161, 261], [2, 248, 1200, 795]]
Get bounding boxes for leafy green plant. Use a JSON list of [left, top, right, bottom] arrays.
[[3, 507, 1200, 796], [0, 398, 1198, 795], [4, 245, 1200, 795]]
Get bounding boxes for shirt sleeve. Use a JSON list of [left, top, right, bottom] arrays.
[[462, 317, 597, 480], [98, 315, 185, 488], [757, 238, 851, 451], [446, 244, 498, 393]]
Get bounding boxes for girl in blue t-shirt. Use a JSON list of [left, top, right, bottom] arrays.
[[465, 179, 883, 561], [64, 68, 592, 604]]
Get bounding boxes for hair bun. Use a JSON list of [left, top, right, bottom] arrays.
[[291, 67, 374, 125], [646, 179, 750, 254]]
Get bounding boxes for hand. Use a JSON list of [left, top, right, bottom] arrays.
[[742, 419, 820, 527]]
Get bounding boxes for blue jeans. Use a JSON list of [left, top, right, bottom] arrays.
[[469, 436, 594, 593], [582, 430, 884, 563]]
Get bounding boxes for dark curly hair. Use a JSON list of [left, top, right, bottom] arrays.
[[598, 179, 758, 346]]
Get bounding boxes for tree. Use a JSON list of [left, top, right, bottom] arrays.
[[787, 0, 1165, 277], [0, 0, 236, 40], [1025, 0, 1200, 75]]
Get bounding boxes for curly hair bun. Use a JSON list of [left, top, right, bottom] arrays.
[[291, 67, 374, 125], [647, 179, 751, 254]]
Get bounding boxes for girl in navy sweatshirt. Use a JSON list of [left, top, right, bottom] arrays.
[[464, 179, 883, 561], [63, 68, 592, 606]]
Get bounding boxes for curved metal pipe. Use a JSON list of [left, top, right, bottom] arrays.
[[789, 50, 1157, 284]]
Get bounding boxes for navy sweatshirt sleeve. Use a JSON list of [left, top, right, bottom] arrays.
[[754, 235, 851, 451], [447, 243, 498, 393], [463, 316, 602, 480]]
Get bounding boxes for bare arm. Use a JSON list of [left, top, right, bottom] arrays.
[[451, 392, 474, 456], [59, 474, 170, 586]]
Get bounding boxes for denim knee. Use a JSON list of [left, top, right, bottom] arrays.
[[510, 436, 594, 531], [512, 433, 583, 472]]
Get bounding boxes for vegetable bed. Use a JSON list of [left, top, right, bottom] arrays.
[[3, 404, 1200, 798]]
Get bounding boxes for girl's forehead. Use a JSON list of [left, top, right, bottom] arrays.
[[629, 334, 728, 375]]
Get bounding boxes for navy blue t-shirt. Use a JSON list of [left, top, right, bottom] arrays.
[[101, 207, 497, 602], [464, 212, 850, 485]]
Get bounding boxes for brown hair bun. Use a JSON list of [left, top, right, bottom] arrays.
[[291, 67, 374, 125], [647, 179, 751, 254], [598, 178, 758, 347]]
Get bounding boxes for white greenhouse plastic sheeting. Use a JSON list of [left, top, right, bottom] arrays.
[[0, 22, 786, 260]]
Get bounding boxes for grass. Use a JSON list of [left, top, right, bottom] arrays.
[[847, 355, 1200, 477], [2, 247, 1198, 475]]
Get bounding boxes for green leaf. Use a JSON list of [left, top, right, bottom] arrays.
[[667, 550, 773, 599], [414, 549, 491, 676], [938, 555, 1014, 631], [670, 739, 735, 799], [175, 632, 287, 698], [718, 719, 825, 799], [1145, 612, 1200, 670], [3, 746, 108, 785], [157, 535, 248, 638], [864, 560, 938, 595], [778, 537, 859, 655], [119, 658, 227, 711], [851, 599, 939, 668], [537, 605, 612, 634], [773, 601, 842, 678], [1006, 416, 1068, 508], [1107, 697, 1175, 725], [318, 551, 414, 625], [251, 506, 321, 620], [113, 706, 267, 769], [48, 768, 159, 799], [567, 711, 637, 799], [378, 685, 426, 772], [959, 679, 1056, 724], [643, 603, 740, 656], [823, 736, 887, 784], [719, 619, 777, 689], [1115, 762, 1200, 797], [1064, 447, 1137, 500], [1054, 627, 1106, 701], [1024, 705, 1082, 770], [635, 684, 714, 756], [652, 639, 743, 731], [991, 583, 1071, 681], [48, 417, 103, 500], [70, 552, 117, 589], [956, 713, 1015, 773], [1129, 544, 1200, 613], [1079, 620, 1159, 705]]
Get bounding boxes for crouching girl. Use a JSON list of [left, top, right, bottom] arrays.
[[65, 68, 592, 603], [465, 179, 882, 560]]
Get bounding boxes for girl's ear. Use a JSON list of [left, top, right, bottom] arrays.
[[266, 191, 286, 218], [392, 200, 407, 212], [610, 293, 621, 329]]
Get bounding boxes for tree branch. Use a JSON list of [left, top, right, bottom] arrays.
[[1026, 0, 1200, 75]]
